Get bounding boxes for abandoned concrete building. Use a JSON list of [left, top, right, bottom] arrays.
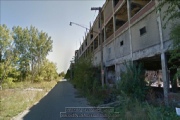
[[74, 0, 180, 91]]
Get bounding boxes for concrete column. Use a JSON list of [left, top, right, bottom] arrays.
[[127, 0, 133, 60], [161, 52, 169, 105], [156, 0, 169, 105]]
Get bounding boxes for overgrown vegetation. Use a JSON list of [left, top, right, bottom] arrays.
[[106, 93, 179, 120], [107, 62, 179, 120], [59, 71, 65, 78], [68, 59, 180, 119], [118, 62, 148, 101], [0, 24, 59, 119], [68, 56, 109, 106], [0, 24, 59, 89], [158, 0, 180, 84], [0, 80, 57, 120], [65, 2, 180, 117]]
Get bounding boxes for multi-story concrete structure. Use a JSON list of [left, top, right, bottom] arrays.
[[74, 0, 179, 90]]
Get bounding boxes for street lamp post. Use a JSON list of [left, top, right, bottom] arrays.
[[69, 11, 104, 87], [70, 22, 98, 33], [91, 7, 104, 87]]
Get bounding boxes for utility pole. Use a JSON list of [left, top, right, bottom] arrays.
[[91, 7, 104, 87]]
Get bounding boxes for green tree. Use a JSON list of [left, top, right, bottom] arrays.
[[118, 62, 148, 101], [159, 1, 180, 81], [13, 26, 53, 82], [59, 71, 65, 77], [28, 26, 53, 82], [64, 69, 70, 79], [158, 0, 180, 27], [39, 59, 58, 81], [158, 0, 180, 105], [0, 24, 15, 86], [12, 26, 30, 81], [72, 56, 101, 95]]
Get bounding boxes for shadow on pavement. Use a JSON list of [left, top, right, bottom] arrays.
[[22, 81, 106, 120], [23, 81, 68, 120]]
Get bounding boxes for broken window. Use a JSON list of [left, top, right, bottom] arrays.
[[82, 45, 84, 51], [130, 0, 151, 18], [90, 29, 94, 40], [140, 26, 147, 36], [94, 36, 98, 50], [113, 0, 119, 7], [102, 29, 105, 43], [115, 2, 128, 31], [101, 11, 104, 26], [90, 43, 93, 53], [120, 40, 124, 46], [105, 18, 114, 39], [85, 39, 87, 46]]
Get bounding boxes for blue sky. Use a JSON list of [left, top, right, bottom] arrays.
[[0, 0, 105, 73]]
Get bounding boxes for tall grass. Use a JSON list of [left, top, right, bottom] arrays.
[[105, 62, 179, 120], [118, 62, 148, 101], [106, 93, 179, 120], [0, 80, 57, 120]]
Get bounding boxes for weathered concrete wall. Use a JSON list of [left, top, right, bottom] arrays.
[[115, 63, 126, 82], [114, 30, 130, 58], [131, 10, 160, 52], [105, 41, 116, 63], [93, 50, 101, 66]]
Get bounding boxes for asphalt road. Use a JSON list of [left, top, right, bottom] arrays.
[[14, 80, 106, 120]]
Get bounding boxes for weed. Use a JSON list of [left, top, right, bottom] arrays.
[[118, 62, 149, 101], [0, 80, 57, 120]]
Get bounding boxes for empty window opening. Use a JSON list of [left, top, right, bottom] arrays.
[[115, 2, 128, 31], [120, 40, 124, 46], [90, 43, 93, 52], [90, 29, 94, 39], [105, 18, 114, 39], [140, 26, 147, 36], [94, 37, 98, 50], [101, 11, 104, 26], [130, 0, 151, 18], [99, 33, 101, 46], [82, 45, 84, 51], [85, 39, 87, 46], [113, 0, 119, 7], [90, 33, 93, 39], [102, 29, 105, 43]]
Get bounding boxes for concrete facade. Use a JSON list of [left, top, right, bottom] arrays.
[[74, 0, 179, 89]]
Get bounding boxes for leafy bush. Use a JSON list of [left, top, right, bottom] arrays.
[[3, 77, 15, 88], [34, 75, 44, 82], [118, 62, 148, 101], [72, 56, 100, 93], [64, 69, 70, 79], [110, 94, 180, 120]]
